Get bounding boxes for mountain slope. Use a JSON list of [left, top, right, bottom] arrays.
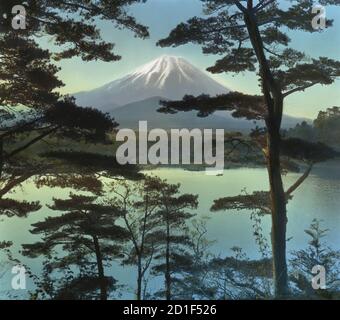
[[75, 55, 229, 111]]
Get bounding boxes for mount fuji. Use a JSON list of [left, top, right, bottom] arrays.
[[74, 55, 309, 130], [75, 55, 229, 111]]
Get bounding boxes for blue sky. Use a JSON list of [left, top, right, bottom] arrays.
[[48, 0, 340, 119]]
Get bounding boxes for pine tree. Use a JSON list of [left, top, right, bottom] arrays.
[[0, 0, 149, 176], [0, 1, 148, 296], [0, 0, 148, 239], [157, 0, 340, 297], [290, 219, 340, 299], [22, 192, 129, 300], [17, 154, 142, 300], [1, 1, 148, 61], [206, 248, 272, 299], [314, 106, 340, 145], [107, 177, 162, 300], [172, 218, 217, 300], [150, 180, 198, 300]]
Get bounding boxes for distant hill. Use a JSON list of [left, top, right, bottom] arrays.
[[112, 97, 311, 132]]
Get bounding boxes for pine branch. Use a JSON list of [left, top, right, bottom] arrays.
[[285, 163, 313, 197], [5, 126, 60, 160]]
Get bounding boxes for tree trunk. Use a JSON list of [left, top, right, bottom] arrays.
[[0, 137, 3, 178], [243, 7, 289, 297], [266, 120, 289, 298], [136, 257, 142, 300], [92, 235, 107, 300], [165, 220, 171, 300]]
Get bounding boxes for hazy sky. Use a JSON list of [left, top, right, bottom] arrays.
[[46, 0, 340, 119]]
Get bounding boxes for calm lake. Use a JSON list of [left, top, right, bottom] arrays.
[[1, 160, 340, 299]]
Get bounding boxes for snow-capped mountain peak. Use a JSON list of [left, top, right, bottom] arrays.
[[75, 55, 229, 111], [128, 55, 199, 87]]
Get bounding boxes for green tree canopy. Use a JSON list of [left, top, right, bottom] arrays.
[[1, 0, 148, 62]]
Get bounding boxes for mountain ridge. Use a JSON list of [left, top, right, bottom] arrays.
[[113, 96, 311, 131]]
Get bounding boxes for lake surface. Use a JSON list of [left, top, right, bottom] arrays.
[[1, 161, 340, 299]]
